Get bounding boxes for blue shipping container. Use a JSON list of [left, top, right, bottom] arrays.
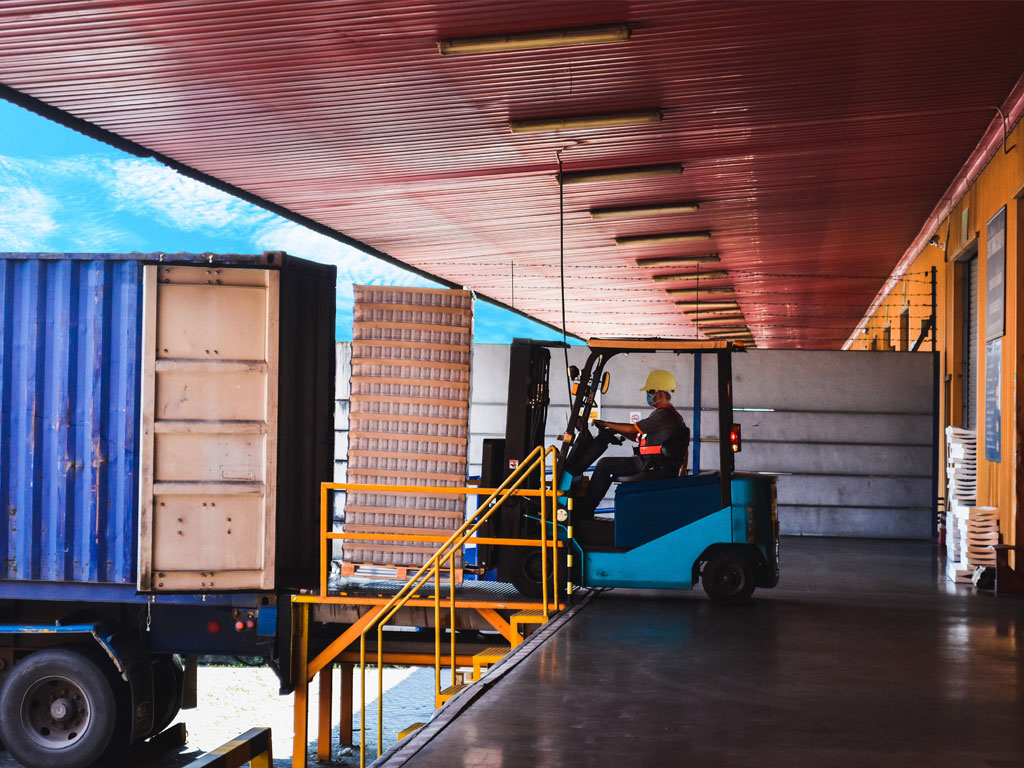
[[0, 257, 142, 585], [0, 252, 336, 596]]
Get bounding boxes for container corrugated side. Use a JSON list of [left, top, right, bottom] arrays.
[[0, 258, 142, 585]]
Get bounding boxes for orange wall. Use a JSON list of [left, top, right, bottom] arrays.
[[850, 117, 1024, 545]]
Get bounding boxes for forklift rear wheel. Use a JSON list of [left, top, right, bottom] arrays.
[[0, 647, 123, 768], [702, 553, 755, 604]]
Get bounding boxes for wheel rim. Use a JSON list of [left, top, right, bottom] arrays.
[[712, 563, 745, 595], [20, 674, 92, 750]]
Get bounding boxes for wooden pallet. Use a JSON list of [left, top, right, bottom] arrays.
[[339, 561, 463, 584]]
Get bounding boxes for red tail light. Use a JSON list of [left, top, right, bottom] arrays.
[[730, 423, 742, 453]]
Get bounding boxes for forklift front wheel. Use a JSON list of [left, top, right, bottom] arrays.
[[508, 547, 553, 599], [701, 552, 755, 605]]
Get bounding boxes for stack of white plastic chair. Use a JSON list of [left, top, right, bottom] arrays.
[[945, 426, 977, 582]]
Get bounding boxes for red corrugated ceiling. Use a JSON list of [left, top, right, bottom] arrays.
[[2, 1, 1023, 347]]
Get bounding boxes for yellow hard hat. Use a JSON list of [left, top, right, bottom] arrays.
[[640, 369, 676, 392]]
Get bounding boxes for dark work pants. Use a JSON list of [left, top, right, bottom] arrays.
[[577, 455, 642, 519]]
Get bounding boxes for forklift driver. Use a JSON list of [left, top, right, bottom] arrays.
[[576, 370, 690, 519]]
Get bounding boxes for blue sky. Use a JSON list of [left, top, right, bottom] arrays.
[[0, 99, 568, 343]]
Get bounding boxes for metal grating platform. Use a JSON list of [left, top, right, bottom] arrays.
[[329, 576, 532, 603]]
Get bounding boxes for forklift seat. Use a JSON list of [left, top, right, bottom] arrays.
[[618, 424, 690, 483]]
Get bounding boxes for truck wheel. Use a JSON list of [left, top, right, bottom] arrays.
[[0, 648, 120, 768], [150, 654, 185, 736], [702, 552, 756, 604]]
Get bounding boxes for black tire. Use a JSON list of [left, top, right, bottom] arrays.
[[508, 547, 567, 600], [0, 647, 120, 768], [150, 655, 184, 737], [702, 552, 756, 604]]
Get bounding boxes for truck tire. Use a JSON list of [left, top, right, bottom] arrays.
[[702, 552, 756, 604], [150, 654, 185, 737], [0, 648, 120, 768]]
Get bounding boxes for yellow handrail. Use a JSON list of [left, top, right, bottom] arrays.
[[324, 444, 561, 767]]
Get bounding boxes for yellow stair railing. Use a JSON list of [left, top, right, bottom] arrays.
[[339, 444, 561, 767]]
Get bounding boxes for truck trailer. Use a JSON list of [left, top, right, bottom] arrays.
[[0, 251, 336, 768]]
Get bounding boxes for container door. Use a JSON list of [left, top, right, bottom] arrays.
[[138, 265, 279, 591]]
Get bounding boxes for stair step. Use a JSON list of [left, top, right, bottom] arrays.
[[397, 722, 425, 740], [436, 683, 469, 707], [510, 609, 549, 647], [472, 646, 509, 680], [511, 609, 548, 623]]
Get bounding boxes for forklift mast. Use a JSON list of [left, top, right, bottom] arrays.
[[476, 340, 552, 569]]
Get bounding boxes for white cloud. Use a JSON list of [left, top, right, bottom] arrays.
[[253, 221, 439, 299], [100, 158, 274, 234], [0, 184, 58, 250]]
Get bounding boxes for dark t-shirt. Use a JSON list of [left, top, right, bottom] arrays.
[[636, 407, 685, 445]]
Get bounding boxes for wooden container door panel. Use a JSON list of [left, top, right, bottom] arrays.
[[139, 265, 279, 592]]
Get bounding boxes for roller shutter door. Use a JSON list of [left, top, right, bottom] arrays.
[[964, 256, 978, 429]]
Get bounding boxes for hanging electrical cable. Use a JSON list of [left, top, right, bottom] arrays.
[[558, 150, 572, 404]]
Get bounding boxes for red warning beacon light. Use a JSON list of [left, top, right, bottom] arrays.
[[729, 424, 742, 453]]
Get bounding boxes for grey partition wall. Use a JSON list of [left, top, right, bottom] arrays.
[[339, 343, 935, 540]]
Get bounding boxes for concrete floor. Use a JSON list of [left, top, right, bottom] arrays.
[[388, 537, 1024, 768]]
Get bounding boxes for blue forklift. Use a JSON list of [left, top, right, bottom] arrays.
[[475, 338, 779, 604]]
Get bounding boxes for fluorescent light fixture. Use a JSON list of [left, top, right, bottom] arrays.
[[735, 407, 775, 412], [676, 301, 740, 311], [439, 24, 630, 55], [617, 231, 711, 246], [559, 164, 682, 185], [650, 270, 728, 282], [652, 270, 728, 283], [511, 110, 662, 133], [694, 316, 747, 326], [592, 202, 700, 219], [683, 308, 743, 317], [667, 287, 735, 297], [636, 254, 718, 268], [705, 330, 751, 338]]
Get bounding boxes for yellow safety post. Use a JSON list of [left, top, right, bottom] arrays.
[[550, 449, 559, 613], [433, 562, 441, 701], [540, 445, 549, 620], [317, 666, 332, 762], [319, 482, 329, 598], [291, 601, 309, 768]]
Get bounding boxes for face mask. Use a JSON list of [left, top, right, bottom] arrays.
[[647, 392, 656, 407]]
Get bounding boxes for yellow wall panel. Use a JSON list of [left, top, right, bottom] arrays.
[[852, 118, 1024, 547]]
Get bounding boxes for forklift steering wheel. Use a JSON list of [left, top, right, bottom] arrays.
[[596, 424, 625, 446]]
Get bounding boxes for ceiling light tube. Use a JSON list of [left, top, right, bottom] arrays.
[[694, 316, 747, 326], [438, 24, 630, 55], [559, 164, 682, 185], [511, 110, 662, 133], [704, 328, 751, 336], [675, 301, 740, 311], [592, 202, 700, 219], [651, 270, 728, 282], [636, 254, 718, 268], [667, 287, 735, 297], [683, 308, 743, 317], [617, 231, 711, 246]]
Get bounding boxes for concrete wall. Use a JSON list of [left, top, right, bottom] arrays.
[[336, 343, 935, 539]]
